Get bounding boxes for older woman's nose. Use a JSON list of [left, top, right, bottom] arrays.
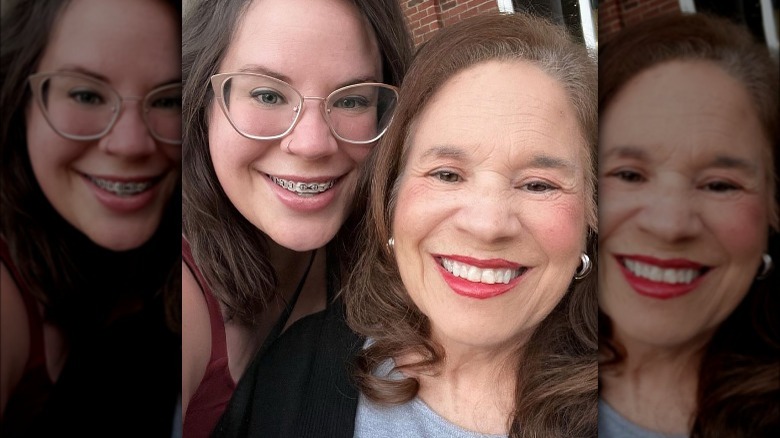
[[282, 100, 339, 160], [99, 106, 156, 159], [455, 188, 522, 244], [636, 187, 703, 242]]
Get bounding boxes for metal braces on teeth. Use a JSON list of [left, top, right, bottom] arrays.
[[91, 178, 152, 197], [270, 175, 334, 195]]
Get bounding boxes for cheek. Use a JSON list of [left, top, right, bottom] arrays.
[[345, 144, 371, 165], [208, 120, 258, 181], [393, 180, 433, 240], [709, 198, 768, 255], [163, 143, 183, 164], [528, 198, 587, 256], [26, 112, 76, 182], [598, 181, 635, 240]]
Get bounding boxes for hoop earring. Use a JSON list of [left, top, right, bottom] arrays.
[[574, 253, 591, 280], [757, 253, 773, 280], [285, 138, 293, 153], [387, 237, 394, 248]]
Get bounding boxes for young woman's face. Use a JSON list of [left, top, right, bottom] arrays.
[[25, 0, 181, 251], [392, 61, 589, 351], [599, 61, 771, 349], [209, 0, 382, 251]]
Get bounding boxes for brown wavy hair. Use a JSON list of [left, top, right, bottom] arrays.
[[598, 13, 780, 437], [0, 0, 182, 334], [344, 13, 598, 437], [181, 0, 413, 326]]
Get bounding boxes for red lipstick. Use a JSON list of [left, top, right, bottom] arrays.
[[434, 255, 525, 300], [615, 254, 708, 300]]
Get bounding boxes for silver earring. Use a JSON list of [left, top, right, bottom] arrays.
[[387, 237, 394, 248], [757, 253, 773, 280], [285, 138, 293, 153], [574, 253, 591, 280]]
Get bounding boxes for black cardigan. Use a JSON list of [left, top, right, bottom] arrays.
[[213, 301, 363, 437]]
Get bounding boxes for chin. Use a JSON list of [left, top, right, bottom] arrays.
[[268, 228, 336, 252], [83, 224, 158, 252]]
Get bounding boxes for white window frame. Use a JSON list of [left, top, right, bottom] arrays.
[[679, 0, 696, 14], [759, 0, 779, 59], [497, 0, 515, 13], [578, 0, 597, 53]]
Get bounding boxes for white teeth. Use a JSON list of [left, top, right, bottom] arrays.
[[89, 176, 153, 197], [269, 175, 335, 196], [624, 259, 700, 284], [440, 257, 523, 285]]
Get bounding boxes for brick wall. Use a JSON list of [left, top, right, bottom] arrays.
[[600, 0, 681, 42], [400, 0, 500, 46]]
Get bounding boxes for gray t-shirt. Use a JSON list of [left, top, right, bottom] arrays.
[[355, 394, 508, 438], [598, 399, 688, 438], [353, 357, 508, 438]]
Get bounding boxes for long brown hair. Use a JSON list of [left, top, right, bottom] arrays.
[[181, 0, 413, 326], [0, 0, 182, 333], [598, 13, 780, 437], [344, 13, 598, 437]]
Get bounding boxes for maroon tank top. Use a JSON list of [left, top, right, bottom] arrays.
[[181, 238, 236, 437], [0, 238, 53, 433]]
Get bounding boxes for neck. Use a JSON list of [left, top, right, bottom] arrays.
[[601, 328, 712, 434], [410, 335, 523, 435], [264, 238, 327, 329]]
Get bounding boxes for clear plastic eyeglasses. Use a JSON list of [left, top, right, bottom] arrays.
[[210, 72, 399, 144], [28, 71, 182, 145]]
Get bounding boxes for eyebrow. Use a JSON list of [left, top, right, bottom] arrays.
[[529, 154, 575, 171], [235, 64, 378, 90], [419, 145, 468, 161], [57, 65, 181, 87], [58, 65, 109, 82], [601, 145, 649, 161], [706, 155, 758, 173]]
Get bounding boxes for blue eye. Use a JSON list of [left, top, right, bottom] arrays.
[[250, 88, 286, 105], [69, 89, 105, 105], [332, 95, 369, 110], [149, 96, 181, 109]]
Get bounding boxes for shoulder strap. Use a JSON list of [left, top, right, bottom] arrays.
[[0, 238, 47, 373], [182, 237, 228, 363]]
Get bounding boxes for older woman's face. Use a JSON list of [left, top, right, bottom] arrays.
[[392, 61, 588, 351], [208, 0, 382, 252], [599, 61, 770, 348], [25, 0, 181, 251]]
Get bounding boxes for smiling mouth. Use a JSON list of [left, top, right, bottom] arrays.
[[87, 175, 159, 197], [267, 174, 337, 197], [620, 257, 710, 285], [439, 257, 526, 284]]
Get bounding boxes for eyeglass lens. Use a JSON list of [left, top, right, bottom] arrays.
[[35, 73, 182, 143], [219, 74, 397, 143]]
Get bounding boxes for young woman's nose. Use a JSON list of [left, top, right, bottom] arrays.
[[99, 103, 157, 158], [280, 99, 339, 160]]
